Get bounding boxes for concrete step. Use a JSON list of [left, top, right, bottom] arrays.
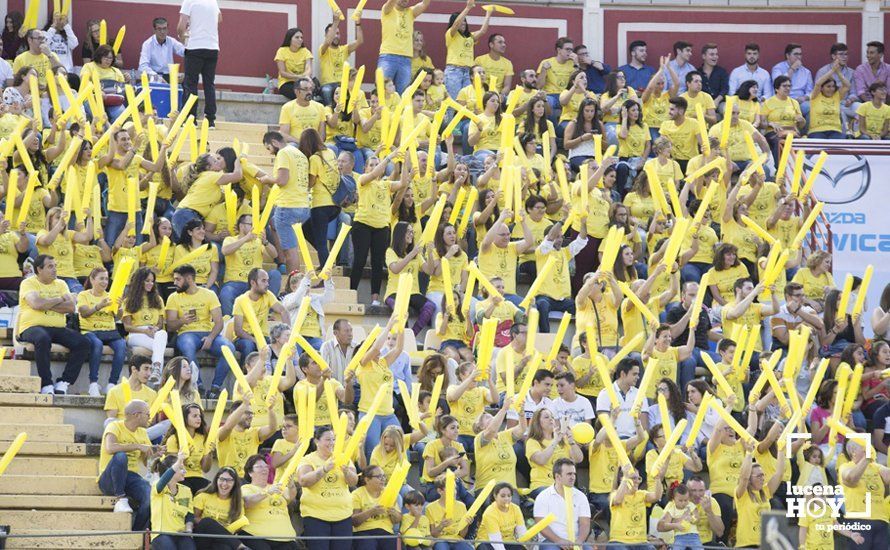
[[0, 475, 102, 495], [6, 530, 142, 549], [0, 405, 65, 424], [0, 494, 116, 511], [0, 393, 53, 406], [0, 440, 86, 456], [0, 423, 74, 442], [325, 303, 365, 315], [1, 359, 33, 376], [3, 456, 98, 476], [0, 374, 41, 393], [2, 511, 132, 532]]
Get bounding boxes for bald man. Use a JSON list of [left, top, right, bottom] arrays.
[[97, 400, 163, 530]]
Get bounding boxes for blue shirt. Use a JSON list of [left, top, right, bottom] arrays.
[[619, 63, 656, 93], [138, 35, 185, 76], [384, 348, 412, 394], [728, 64, 774, 98], [665, 60, 696, 94], [582, 63, 611, 94], [771, 61, 814, 101]]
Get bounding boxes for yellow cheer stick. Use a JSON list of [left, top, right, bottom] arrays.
[[449, 188, 468, 225], [518, 514, 556, 542], [295, 384, 308, 439], [743, 132, 764, 175], [47, 137, 84, 189], [545, 313, 572, 365], [221, 347, 252, 395], [444, 470, 456, 518], [164, 95, 198, 146], [842, 363, 863, 417], [292, 333, 329, 374], [741, 215, 776, 245], [791, 202, 823, 249], [526, 309, 539, 358], [662, 217, 690, 268], [203, 389, 228, 454], [695, 104, 710, 155], [161, 243, 211, 276], [14, 134, 35, 175], [169, 64, 180, 113], [320, 223, 351, 278], [606, 333, 645, 373], [836, 273, 854, 321], [644, 164, 671, 214], [800, 358, 831, 415], [520, 256, 557, 309], [23, 0, 40, 30], [126, 177, 138, 233], [277, 440, 311, 488], [45, 69, 62, 119], [3, 169, 16, 224], [379, 461, 411, 507], [542, 130, 553, 180], [326, 0, 345, 20], [800, 151, 827, 199], [763, 368, 790, 415], [141, 72, 154, 114], [441, 259, 455, 315], [598, 226, 623, 273], [467, 262, 503, 300], [709, 398, 755, 443], [348, 65, 366, 114], [513, 353, 543, 412], [15, 172, 37, 227], [120, 377, 132, 406], [701, 353, 734, 398], [692, 183, 717, 228], [657, 393, 671, 429], [265, 347, 292, 407], [166, 115, 194, 164], [483, 4, 515, 14], [684, 393, 713, 447], [598, 413, 631, 466], [345, 324, 383, 375], [630, 358, 660, 415], [762, 249, 790, 287], [59, 81, 94, 124], [397, 380, 419, 429], [290, 296, 312, 335], [105, 257, 135, 312], [426, 374, 445, 427], [776, 133, 794, 185], [617, 281, 659, 324], [223, 185, 238, 235], [254, 186, 280, 235], [852, 265, 873, 316], [148, 376, 176, 418], [198, 116, 209, 154], [595, 353, 619, 409], [650, 419, 688, 476], [98, 19, 107, 45], [476, 318, 497, 382], [124, 85, 143, 134], [686, 158, 724, 183], [457, 186, 478, 238], [169, 389, 193, 453], [293, 223, 316, 273], [441, 110, 465, 138], [0, 432, 28, 477], [578, 163, 589, 212], [155, 236, 172, 273], [790, 152, 805, 196], [664, 178, 683, 217], [323, 380, 342, 430], [826, 417, 859, 441], [720, 97, 735, 148], [689, 272, 710, 329]]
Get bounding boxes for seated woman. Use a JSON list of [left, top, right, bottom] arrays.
[[122, 267, 169, 386], [192, 468, 251, 550], [81, 44, 129, 120], [77, 267, 127, 397], [149, 452, 195, 550], [242, 454, 299, 550], [275, 27, 313, 100]]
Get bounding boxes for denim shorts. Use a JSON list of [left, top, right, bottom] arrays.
[[273, 206, 311, 249]]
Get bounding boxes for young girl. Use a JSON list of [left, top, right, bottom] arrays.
[[734, 439, 786, 548], [351, 465, 402, 550], [122, 267, 168, 385], [445, 363, 497, 451], [420, 415, 472, 506], [478, 483, 526, 550], [656, 483, 702, 550], [385, 222, 435, 335], [164, 403, 212, 493], [77, 267, 127, 396], [436, 290, 474, 363], [610, 463, 666, 547], [150, 451, 194, 550], [192, 467, 251, 550], [161, 357, 201, 407]]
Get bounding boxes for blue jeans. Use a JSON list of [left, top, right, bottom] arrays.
[[444, 65, 471, 100], [534, 297, 575, 333], [234, 336, 265, 362], [359, 411, 400, 459], [678, 347, 720, 397], [171, 207, 201, 241], [97, 452, 151, 530], [151, 534, 196, 550], [377, 54, 412, 93], [174, 331, 235, 389], [809, 130, 845, 139], [504, 294, 523, 307], [218, 273, 282, 317], [62, 277, 83, 293], [433, 542, 474, 550], [320, 82, 337, 106], [105, 211, 144, 248], [680, 261, 711, 284], [273, 206, 311, 249], [546, 94, 562, 123], [673, 532, 704, 550], [85, 330, 127, 384]]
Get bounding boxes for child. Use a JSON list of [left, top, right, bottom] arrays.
[[401, 490, 431, 549], [478, 483, 525, 550], [428, 70, 446, 112], [425, 477, 470, 548], [714, 338, 748, 415], [150, 451, 194, 548], [656, 483, 702, 549]]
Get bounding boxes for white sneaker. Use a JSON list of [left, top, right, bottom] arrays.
[[106, 383, 116, 395], [53, 381, 69, 395], [113, 498, 133, 513], [371, 300, 382, 307], [40, 385, 54, 394], [148, 363, 161, 387], [88, 382, 101, 397]]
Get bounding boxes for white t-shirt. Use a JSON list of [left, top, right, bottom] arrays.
[[506, 393, 552, 422], [532, 485, 591, 541], [549, 395, 595, 428], [595, 382, 647, 438], [180, 0, 220, 50]]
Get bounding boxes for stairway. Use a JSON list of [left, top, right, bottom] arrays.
[[0, 358, 142, 549]]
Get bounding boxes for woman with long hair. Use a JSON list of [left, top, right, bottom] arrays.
[[412, 31, 434, 76], [2, 12, 24, 59], [427, 222, 468, 318], [642, 136, 683, 190], [642, 56, 679, 143], [161, 357, 201, 406], [417, 353, 452, 393], [16, 125, 67, 189], [350, 154, 398, 306], [473, 396, 526, 493], [81, 45, 129, 118], [76, 267, 127, 396], [369, 424, 427, 488], [140, 217, 176, 298], [563, 98, 603, 172], [609, 463, 665, 547], [80, 18, 100, 62], [616, 99, 651, 194], [275, 27, 313, 99], [705, 243, 750, 307], [297, 427, 358, 550], [820, 289, 866, 365], [734, 439, 786, 548], [443, 2, 491, 99], [524, 97, 557, 154], [242, 454, 298, 549], [171, 152, 243, 239], [385, 221, 435, 335], [525, 408, 583, 496], [600, 70, 638, 146], [299, 128, 342, 268], [468, 91, 503, 164], [420, 414, 473, 506], [149, 452, 194, 550], [175, 218, 219, 290], [122, 267, 168, 385], [558, 69, 597, 135], [707, 403, 753, 546], [36, 207, 91, 295], [193, 467, 250, 550], [861, 341, 890, 419], [351, 465, 402, 550], [790, 250, 836, 311], [163, 403, 212, 493], [477, 483, 525, 550]]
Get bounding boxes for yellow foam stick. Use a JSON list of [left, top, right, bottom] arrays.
[[457, 186, 478, 238], [483, 3, 515, 14], [710, 398, 755, 443], [14, 134, 35, 175], [277, 440, 310, 488], [293, 223, 316, 272], [165, 95, 197, 146], [555, 156, 571, 201], [22, 0, 39, 30], [426, 374, 444, 427], [701, 353, 734, 398], [166, 116, 194, 163], [617, 281, 659, 324], [162, 243, 211, 276], [518, 514, 557, 542], [477, 318, 498, 382], [45, 69, 61, 118], [800, 358, 831, 415], [396, 380, 419, 429], [394, 123, 426, 156], [110, 24, 127, 53], [684, 393, 713, 447], [662, 217, 690, 268], [775, 133, 794, 186], [467, 262, 503, 300], [513, 353, 542, 412], [595, 354, 619, 408], [62, 171, 79, 214], [320, 223, 351, 278], [140, 180, 160, 235], [3, 169, 15, 223], [265, 349, 292, 408], [15, 172, 36, 227], [346, 65, 366, 114], [686, 158, 724, 184], [440, 260, 455, 315], [598, 413, 631, 466], [748, 370, 771, 405], [441, 111, 465, 138], [651, 419, 688, 476], [0, 432, 28, 477], [606, 333, 645, 373], [742, 132, 763, 175], [221, 347, 252, 395], [498, 114, 515, 155], [852, 265, 873, 316], [295, 384, 308, 439], [741, 215, 777, 245], [762, 250, 790, 287], [168, 64, 180, 113], [126, 177, 138, 232], [630, 358, 660, 416], [47, 137, 82, 189], [644, 165, 671, 214], [540, 130, 553, 179], [332, 412, 349, 458], [105, 256, 135, 313], [657, 393, 671, 429], [324, 0, 345, 19], [473, 72, 484, 112], [391, 273, 413, 330], [763, 369, 790, 416], [254, 186, 280, 235], [842, 363, 863, 417], [695, 104, 710, 154], [564, 478, 576, 542], [448, 188, 468, 226], [90, 191, 101, 239], [196, 116, 209, 154], [378, 461, 411, 507], [170, 389, 194, 452], [352, 0, 369, 19], [155, 236, 172, 273], [290, 296, 312, 335], [345, 324, 383, 375], [545, 314, 572, 365], [123, 86, 143, 134], [444, 469, 456, 518], [800, 151, 827, 198], [664, 178, 683, 217], [222, 186, 237, 235], [458, 478, 497, 527], [720, 97, 735, 148], [826, 363, 848, 446], [520, 257, 557, 309], [141, 72, 154, 114], [791, 202, 824, 249], [689, 272, 710, 328], [837, 273, 854, 321], [790, 152, 805, 196], [203, 388, 228, 453], [59, 81, 93, 124], [339, 61, 351, 111], [599, 226, 622, 273], [292, 335, 329, 376], [186, 117, 199, 160], [305, 381, 316, 430], [446, 96, 482, 124], [826, 417, 858, 440]]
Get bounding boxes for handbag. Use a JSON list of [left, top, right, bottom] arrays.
[[331, 173, 357, 208]]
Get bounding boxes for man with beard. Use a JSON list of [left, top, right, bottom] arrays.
[[728, 42, 773, 98], [165, 264, 234, 398], [619, 39, 656, 94], [217, 398, 279, 474], [219, 214, 280, 317], [318, 15, 364, 106], [261, 131, 310, 275], [532, 219, 587, 333], [232, 267, 290, 359]]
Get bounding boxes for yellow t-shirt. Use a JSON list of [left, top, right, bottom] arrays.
[[808, 93, 842, 134], [319, 44, 348, 86], [192, 492, 247, 532], [734, 488, 771, 547], [737, 98, 761, 124], [477, 241, 520, 295], [721, 301, 766, 352], [445, 31, 475, 67], [273, 145, 310, 209], [178, 171, 224, 217], [645, 447, 689, 487], [662, 500, 698, 536], [559, 90, 599, 123], [172, 244, 216, 285], [165, 432, 208, 478], [470, 113, 501, 151], [424, 499, 468, 540], [401, 514, 431, 547], [618, 123, 651, 158], [232, 291, 280, 337], [357, 107, 383, 150], [356, 358, 395, 416], [576, 298, 620, 348], [705, 264, 749, 304], [123, 298, 164, 330], [355, 178, 391, 229], [707, 119, 758, 161], [370, 433, 411, 479], [681, 91, 716, 117], [13, 51, 55, 85], [150, 483, 193, 539], [234, 375, 284, 429], [36, 230, 75, 278], [279, 100, 326, 139], [77, 290, 117, 332], [141, 243, 174, 283], [537, 57, 575, 94], [104, 383, 157, 420], [791, 268, 836, 302], [0, 232, 22, 278], [412, 55, 435, 77], [474, 54, 514, 89], [643, 91, 671, 129], [706, 441, 745, 495], [241, 484, 296, 540], [624, 192, 657, 222], [694, 497, 721, 543], [839, 461, 888, 521], [589, 442, 623, 493], [600, 89, 638, 123], [309, 149, 339, 208], [379, 6, 414, 57], [275, 47, 312, 87], [164, 288, 220, 333], [609, 490, 648, 544], [384, 248, 423, 298], [427, 251, 467, 294], [526, 438, 572, 490], [856, 101, 890, 137], [721, 218, 758, 263], [73, 244, 103, 278], [535, 248, 573, 301], [659, 117, 701, 160], [683, 224, 718, 265], [97, 420, 150, 478], [762, 96, 802, 129], [474, 430, 517, 489], [447, 386, 491, 436], [217, 427, 262, 473], [293, 378, 343, 427], [479, 502, 523, 541], [17, 277, 70, 336], [421, 438, 465, 482], [643, 157, 684, 187], [12, 187, 48, 234], [646, 347, 679, 399], [222, 236, 265, 283], [299, 451, 353, 521], [799, 502, 835, 550], [352, 486, 394, 533]]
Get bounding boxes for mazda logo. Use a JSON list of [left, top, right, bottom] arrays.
[[805, 153, 869, 205]]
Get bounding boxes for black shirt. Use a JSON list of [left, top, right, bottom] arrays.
[[699, 65, 729, 99], [665, 303, 711, 349]]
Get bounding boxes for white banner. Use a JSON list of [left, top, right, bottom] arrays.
[[802, 140, 890, 334]]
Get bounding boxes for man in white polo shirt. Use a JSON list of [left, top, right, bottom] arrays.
[[595, 357, 649, 438], [533, 458, 592, 550]]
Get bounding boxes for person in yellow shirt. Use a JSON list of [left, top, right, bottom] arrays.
[[231, 267, 289, 358], [219, 215, 280, 316], [192, 467, 251, 544], [296, 425, 359, 550], [790, 250, 836, 310], [856, 81, 890, 139], [681, 71, 717, 124], [356, 314, 405, 458], [642, 322, 696, 399], [384, 221, 436, 334], [478, 483, 525, 546], [659, 96, 702, 171], [175, 219, 219, 290], [77, 267, 128, 396], [443, 0, 491, 99], [525, 408, 584, 494], [734, 439, 786, 548], [576, 271, 622, 354], [707, 408, 754, 545], [278, 77, 327, 144], [163, 403, 212, 494], [13, 29, 62, 87], [707, 102, 769, 165], [722, 278, 779, 356], [300, 128, 342, 267], [643, 56, 681, 142], [352, 465, 403, 543], [121, 267, 168, 384], [274, 28, 313, 99], [171, 151, 242, 240], [17, 254, 89, 394], [317, 16, 364, 104], [538, 37, 578, 120], [35, 207, 90, 292], [401, 490, 431, 548], [217, 398, 279, 475], [378, 0, 433, 93], [735, 81, 763, 127], [616, 100, 652, 192], [97, 400, 160, 530], [478, 207, 534, 305], [259, 131, 310, 274], [762, 76, 806, 156], [809, 62, 850, 139], [838, 438, 890, 546], [165, 264, 235, 398], [475, 33, 513, 94], [656, 483, 703, 548], [609, 462, 667, 547], [103, 355, 158, 425], [425, 476, 471, 547], [445, 363, 497, 449], [242, 454, 298, 547]]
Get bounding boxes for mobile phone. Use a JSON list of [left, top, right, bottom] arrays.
[[189, 309, 197, 317]]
